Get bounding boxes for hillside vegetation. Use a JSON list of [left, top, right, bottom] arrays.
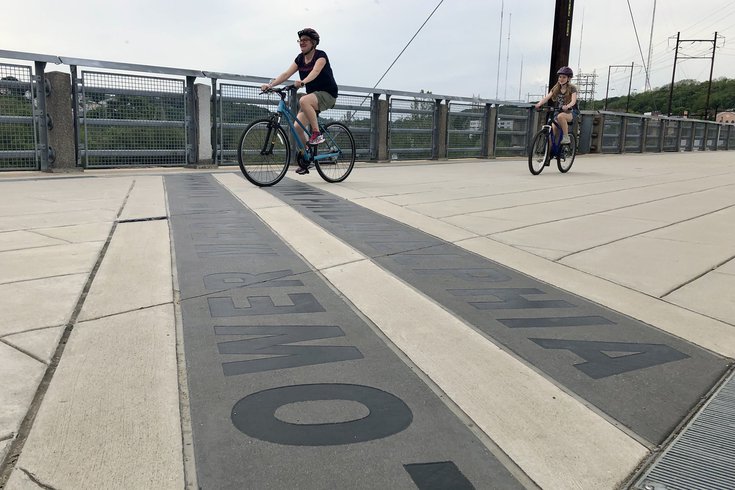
[[579, 77, 735, 119]]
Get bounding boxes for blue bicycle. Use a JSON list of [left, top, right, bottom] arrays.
[[528, 108, 577, 175], [237, 85, 355, 186]]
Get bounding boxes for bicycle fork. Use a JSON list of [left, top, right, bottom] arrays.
[[259, 119, 280, 156]]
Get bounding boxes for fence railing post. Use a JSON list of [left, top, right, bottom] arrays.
[[33, 61, 49, 171], [210, 78, 218, 164], [377, 95, 389, 162], [484, 103, 497, 159], [433, 99, 447, 160], [45, 72, 78, 172], [369, 93, 379, 161], [192, 83, 213, 166], [620, 116, 627, 153]]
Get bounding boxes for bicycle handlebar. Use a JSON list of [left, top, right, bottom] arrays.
[[260, 84, 298, 99]]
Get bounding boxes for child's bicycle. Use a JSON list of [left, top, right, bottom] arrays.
[[237, 85, 355, 187], [528, 108, 577, 175]]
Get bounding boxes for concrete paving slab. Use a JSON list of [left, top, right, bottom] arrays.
[[255, 206, 364, 269], [11, 305, 184, 490], [644, 206, 735, 245], [601, 185, 735, 223], [78, 220, 172, 321], [0, 242, 102, 284], [2, 327, 64, 364], [443, 212, 523, 235], [34, 222, 112, 244], [118, 176, 167, 221], [492, 214, 662, 259], [352, 196, 479, 242], [665, 272, 735, 325], [0, 231, 65, 253], [4, 468, 37, 490], [0, 209, 119, 233], [458, 235, 735, 358], [0, 274, 86, 337], [0, 343, 45, 463], [0, 441, 10, 475], [719, 258, 735, 275], [561, 235, 734, 297]]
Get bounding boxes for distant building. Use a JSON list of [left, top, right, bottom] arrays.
[[715, 111, 735, 124]]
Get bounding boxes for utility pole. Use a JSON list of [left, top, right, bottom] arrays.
[[495, 0, 504, 100], [705, 32, 718, 120], [548, 0, 575, 92], [667, 32, 680, 116], [667, 32, 719, 118], [604, 63, 634, 112]]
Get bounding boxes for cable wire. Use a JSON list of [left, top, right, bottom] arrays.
[[345, 0, 445, 120], [626, 0, 650, 86], [370, 0, 445, 91]]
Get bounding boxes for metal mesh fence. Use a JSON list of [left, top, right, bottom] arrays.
[[679, 122, 693, 151], [388, 97, 434, 160], [645, 119, 662, 151], [447, 102, 484, 158], [601, 115, 623, 153], [217, 83, 280, 165], [705, 123, 718, 150], [496, 105, 531, 157], [693, 122, 706, 150], [320, 92, 372, 161], [624, 118, 643, 152], [79, 71, 186, 168], [717, 125, 728, 150], [663, 120, 679, 151], [0, 64, 37, 170], [728, 125, 735, 149]]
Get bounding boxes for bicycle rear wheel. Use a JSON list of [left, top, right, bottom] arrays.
[[238, 119, 291, 187], [528, 130, 549, 175], [315, 122, 355, 183], [557, 133, 577, 173]]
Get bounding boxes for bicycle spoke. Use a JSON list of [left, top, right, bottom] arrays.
[[238, 120, 290, 186], [315, 122, 355, 183]]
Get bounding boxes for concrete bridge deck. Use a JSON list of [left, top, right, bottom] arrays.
[[1, 152, 734, 489]]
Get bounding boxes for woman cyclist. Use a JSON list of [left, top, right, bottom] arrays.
[[261, 28, 338, 174], [535, 66, 578, 144]]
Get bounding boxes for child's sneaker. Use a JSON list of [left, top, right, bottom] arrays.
[[307, 131, 325, 145], [561, 134, 571, 144]]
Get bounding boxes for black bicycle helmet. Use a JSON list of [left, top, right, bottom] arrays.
[[557, 66, 573, 77], [298, 28, 320, 46]]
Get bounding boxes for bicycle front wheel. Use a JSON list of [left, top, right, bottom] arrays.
[[238, 119, 291, 187], [528, 130, 549, 175], [315, 122, 355, 183], [557, 133, 577, 173]]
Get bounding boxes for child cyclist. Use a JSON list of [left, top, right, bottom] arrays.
[[261, 28, 338, 174], [534, 66, 578, 144]]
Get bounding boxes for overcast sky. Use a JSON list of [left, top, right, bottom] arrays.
[[3, 0, 735, 102]]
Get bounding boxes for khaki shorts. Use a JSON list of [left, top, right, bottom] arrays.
[[314, 91, 336, 112]]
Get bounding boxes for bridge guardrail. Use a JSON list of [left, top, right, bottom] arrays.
[[1, 49, 733, 171]]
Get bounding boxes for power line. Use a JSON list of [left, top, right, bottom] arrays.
[[346, 0, 444, 120], [368, 0, 445, 91], [626, 0, 651, 88]]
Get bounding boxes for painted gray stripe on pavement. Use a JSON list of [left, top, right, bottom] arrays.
[[266, 181, 732, 445], [165, 175, 525, 490]]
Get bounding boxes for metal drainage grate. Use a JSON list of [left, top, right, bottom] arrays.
[[635, 369, 735, 490]]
